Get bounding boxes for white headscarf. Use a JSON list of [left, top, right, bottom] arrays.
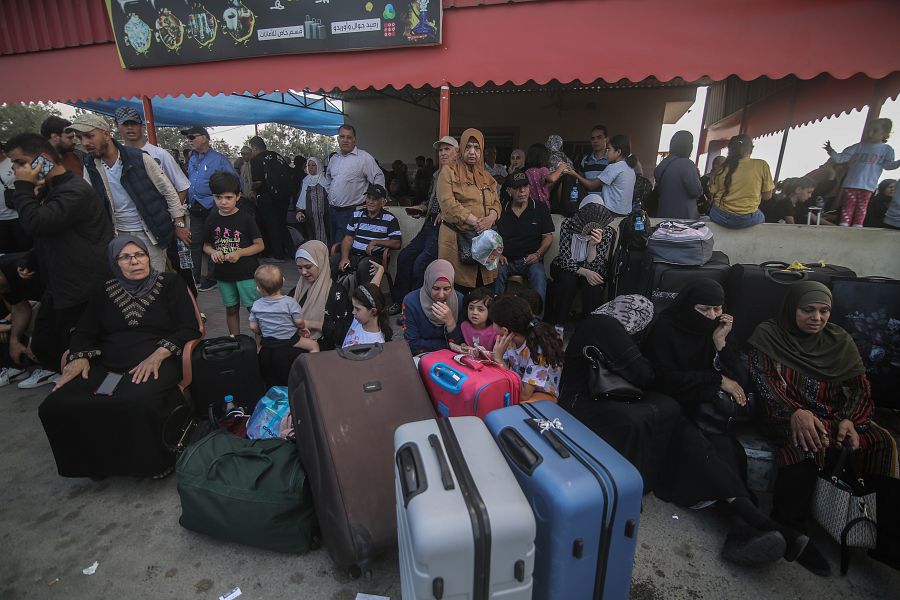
[[297, 157, 323, 211], [592, 295, 654, 335]]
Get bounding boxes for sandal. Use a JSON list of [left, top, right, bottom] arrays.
[[151, 466, 175, 480]]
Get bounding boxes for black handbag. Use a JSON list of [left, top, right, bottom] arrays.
[[582, 345, 642, 401], [695, 389, 755, 435]]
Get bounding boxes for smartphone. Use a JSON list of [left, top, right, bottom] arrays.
[[30, 156, 54, 181], [94, 372, 124, 396]]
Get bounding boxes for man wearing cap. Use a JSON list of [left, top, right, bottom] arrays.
[[331, 183, 401, 287], [389, 135, 458, 312], [40, 116, 87, 176], [325, 124, 385, 245], [493, 169, 555, 305], [70, 113, 186, 272], [182, 125, 238, 291]]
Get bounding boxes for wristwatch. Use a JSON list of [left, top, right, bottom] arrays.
[[174, 221, 186, 228]]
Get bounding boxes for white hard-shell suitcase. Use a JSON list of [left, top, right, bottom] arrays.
[[394, 416, 536, 600]]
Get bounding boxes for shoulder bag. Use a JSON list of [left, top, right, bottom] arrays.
[[444, 188, 488, 266], [582, 345, 642, 401]]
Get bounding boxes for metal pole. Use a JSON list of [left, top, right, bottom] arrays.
[[695, 86, 710, 168], [773, 83, 798, 182], [439, 85, 450, 138], [255, 123, 259, 136], [141, 95, 157, 145]]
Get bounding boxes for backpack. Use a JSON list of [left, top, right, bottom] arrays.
[[262, 151, 295, 199], [618, 208, 651, 251]]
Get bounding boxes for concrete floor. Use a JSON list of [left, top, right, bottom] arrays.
[[2, 258, 898, 600]]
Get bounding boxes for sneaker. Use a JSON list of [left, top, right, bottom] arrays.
[[386, 302, 402, 316], [17, 368, 60, 389], [197, 279, 218, 292], [0, 367, 26, 387]]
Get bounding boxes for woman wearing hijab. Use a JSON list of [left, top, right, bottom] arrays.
[[654, 130, 704, 219], [401, 259, 464, 355], [749, 281, 899, 576], [296, 157, 331, 246], [38, 235, 201, 480], [558, 295, 681, 493], [292, 240, 352, 351], [436, 128, 502, 293], [643, 279, 809, 566], [547, 202, 616, 325]]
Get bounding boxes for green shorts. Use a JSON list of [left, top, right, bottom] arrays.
[[218, 278, 260, 308]]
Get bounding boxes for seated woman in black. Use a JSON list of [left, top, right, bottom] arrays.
[[558, 294, 680, 494], [643, 279, 809, 565], [39, 235, 201, 480]]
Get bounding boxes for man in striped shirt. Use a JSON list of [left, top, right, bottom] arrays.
[[332, 183, 402, 286]]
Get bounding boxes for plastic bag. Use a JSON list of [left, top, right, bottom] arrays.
[[471, 230, 504, 271], [246, 386, 292, 440]]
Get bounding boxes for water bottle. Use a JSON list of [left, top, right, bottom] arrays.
[[223, 394, 235, 414], [177, 239, 193, 270], [570, 182, 580, 203], [633, 212, 645, 232]]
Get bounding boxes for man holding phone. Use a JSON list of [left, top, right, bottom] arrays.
[[5, 133, 112, 382]]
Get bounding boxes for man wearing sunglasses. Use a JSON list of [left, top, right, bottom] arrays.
[[181, 125, 238, 292]]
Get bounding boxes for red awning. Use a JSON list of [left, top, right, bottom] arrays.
[[1, 0, 898, 104]]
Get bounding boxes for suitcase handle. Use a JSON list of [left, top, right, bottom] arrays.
[[525, 419, 571, 459], [336, 343, 384, 361], [206, 450, 273, 490], [763, 268, 807, 284], [498, 427, 543, 476], [201, 337, 242, 359], [760, 261, 790, 269], [429, 434, 455, 491]]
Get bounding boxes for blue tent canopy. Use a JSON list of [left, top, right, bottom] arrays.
[[70, 92, 344, 135]]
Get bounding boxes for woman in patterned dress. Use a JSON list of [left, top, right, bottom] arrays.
[[39, 235, 201, 480]]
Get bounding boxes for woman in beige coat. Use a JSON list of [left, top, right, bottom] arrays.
[[436, 128, 502, 291]]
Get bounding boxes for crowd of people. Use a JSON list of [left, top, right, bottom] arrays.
[[1, 114, 898, 578]]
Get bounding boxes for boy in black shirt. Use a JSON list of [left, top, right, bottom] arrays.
[[203, 171, 265, 335]]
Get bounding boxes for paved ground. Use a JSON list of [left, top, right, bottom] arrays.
[[1, 258, 897, 599]]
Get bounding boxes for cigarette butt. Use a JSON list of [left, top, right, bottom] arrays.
[[48, 578, 60, 587]]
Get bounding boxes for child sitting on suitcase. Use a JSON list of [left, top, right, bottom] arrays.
[[250, 264, 319, 353], [203, 171, 265, 336], [342, 262, 392, 348], [490, 295, 564, 402]]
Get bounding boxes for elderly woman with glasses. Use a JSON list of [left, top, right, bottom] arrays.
[[38, 235, 201, 481]]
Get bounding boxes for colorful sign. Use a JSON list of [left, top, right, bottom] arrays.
[[106, 0, 442, 69]]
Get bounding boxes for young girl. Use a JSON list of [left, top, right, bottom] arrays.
[[460, 287, 497, 351], [593, 134, 638, 216], [826, 117, 900, 227], [763, 177, 817, 225], [490, 295, 564, 402], [342, 263, 392, 347]]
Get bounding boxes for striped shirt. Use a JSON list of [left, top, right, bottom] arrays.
[[346, 208, 402, 256]]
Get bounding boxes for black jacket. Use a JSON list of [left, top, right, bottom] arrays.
[[13, 172, 113, 308]]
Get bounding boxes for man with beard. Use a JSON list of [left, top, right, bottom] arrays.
[[40, 116, 86, 176]]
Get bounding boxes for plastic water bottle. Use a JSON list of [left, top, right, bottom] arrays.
[[223, 394, 235, 413], [633, 213, 645, 232], [570, 183, 579, 203], [177, 239, 193, 270]]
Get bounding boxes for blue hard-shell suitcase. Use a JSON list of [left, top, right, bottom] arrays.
[[484, 401, 642, 600]]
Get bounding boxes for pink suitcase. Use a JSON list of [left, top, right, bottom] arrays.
[[418, 350, 521, 419]]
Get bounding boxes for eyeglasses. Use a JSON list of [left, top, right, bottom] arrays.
[[187, 134, 203, 141], [116, 251, 149, 264]]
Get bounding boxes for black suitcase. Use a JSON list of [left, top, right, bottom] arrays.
[[830, 277, 900, 409], [725, 261, 857, 349], [646, 251, 731, 317], [190, 335, 265, 415]]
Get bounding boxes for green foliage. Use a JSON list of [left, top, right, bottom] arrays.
[[154, 127, 189, 152], [246, 123, 337, 164], [211, 138, 240, 159], [0, 103, 61, 141]]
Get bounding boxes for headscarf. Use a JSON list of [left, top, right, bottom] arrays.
[[593, 295, 654, 335], [449, 128, 495, 190], [546, 134, 573, 170], [748, 281, 864, 381], [293, 240, 331, 340], [419, 259, 458, 327], [297, 157, 323, 209], [565, 202, 616, 261], [509, 149, 526, 170], [665, 278, 725, 336], [669, 130, 694, 159], [107, 234, 159, 299]]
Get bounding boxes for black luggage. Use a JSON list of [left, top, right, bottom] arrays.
[[288, 342, 435, 574], [830, 277, 900, 409], [725, 261, 857, 348], [190, 334, 265, 415]]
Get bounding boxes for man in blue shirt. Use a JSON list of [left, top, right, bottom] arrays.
[[570, 125, 610, 195], [182, 125, 238, 291]]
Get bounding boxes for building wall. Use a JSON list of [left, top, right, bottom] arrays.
[[344, 86, 698, 173]]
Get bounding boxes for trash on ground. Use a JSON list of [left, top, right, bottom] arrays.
[[219, 587, 242, 600], [356, 594, 390, 600], [82, 561, 99, 575], [672, 514, 680, 520], [47, 578, 60, 587]]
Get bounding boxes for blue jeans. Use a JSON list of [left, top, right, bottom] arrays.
[[494, 259, 548, 303], [393, 219, 440, 301], [709, 205, 764, 229], [330, 206, 358, 247]]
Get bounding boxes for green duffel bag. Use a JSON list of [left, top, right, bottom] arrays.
[[176, 429, 319, 553]]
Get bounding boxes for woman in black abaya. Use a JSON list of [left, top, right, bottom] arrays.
[[39, 235, 201, 480], [643, 279, 809, 565]]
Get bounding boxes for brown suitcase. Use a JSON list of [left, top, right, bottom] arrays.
[[288, 342, 435, 573]]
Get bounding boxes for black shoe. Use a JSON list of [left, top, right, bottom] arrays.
[[722, 530, 786, 565], [783, 533, 810, 562], [796, 543, 831, 577], [386, 302, 402, 316], [198, 279, 218, 292]]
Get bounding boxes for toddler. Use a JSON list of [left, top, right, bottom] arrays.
[[460, 287, 498, 352], [249, 264, 319, 353]]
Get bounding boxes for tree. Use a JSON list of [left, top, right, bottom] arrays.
[[154, 127, 188, 152], [247, 123, 337, 163], [0, 103, 61, 140], [211, 138, 240, 159]]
